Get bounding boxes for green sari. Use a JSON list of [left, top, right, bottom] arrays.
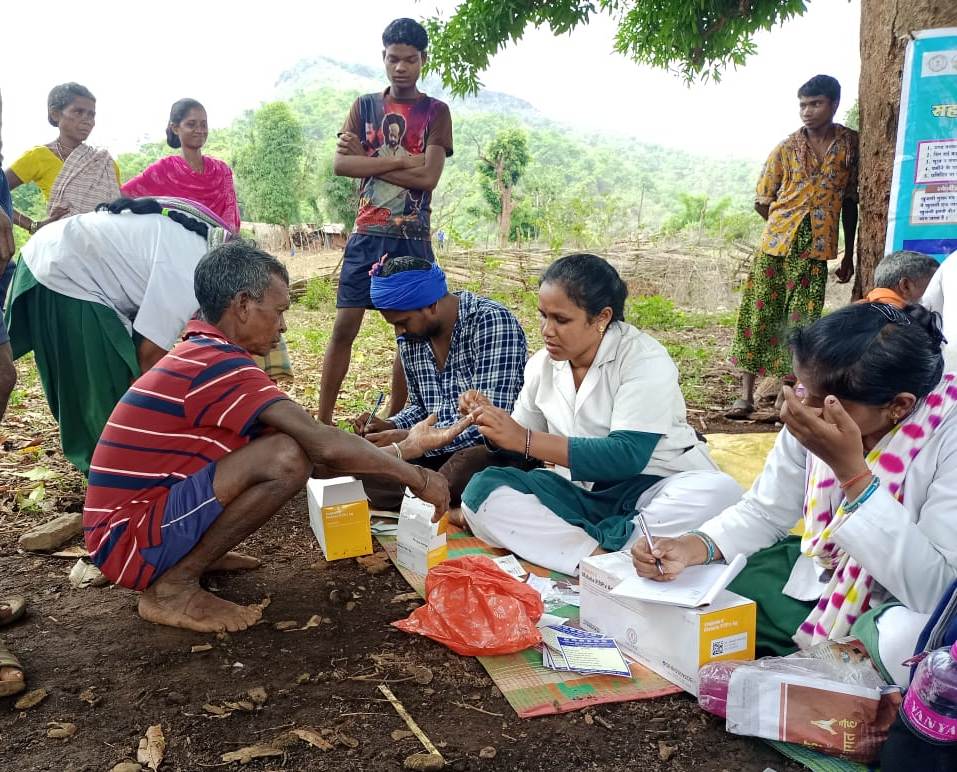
[[5, 261, 139, 476]]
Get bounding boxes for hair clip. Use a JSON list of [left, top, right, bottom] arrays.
[[368, 253, 389, 278], [870, 303, 911, 325]]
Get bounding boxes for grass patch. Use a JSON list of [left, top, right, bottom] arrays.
[[628, 294, 737, 331], [278, 276, 736, 418], [664, 341, 724, 407], [299, 276, 337, 310]]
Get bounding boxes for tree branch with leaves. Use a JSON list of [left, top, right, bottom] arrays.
[[424, 0, 809, 96]]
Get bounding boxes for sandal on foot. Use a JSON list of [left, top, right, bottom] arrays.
[[725, 399, 755, 420], [0, 640, 25, 698], [0, 596, 25, 628]]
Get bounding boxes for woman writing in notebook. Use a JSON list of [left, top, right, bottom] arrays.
[[632, 303, 957, 686], [457, 253, 742, 576]]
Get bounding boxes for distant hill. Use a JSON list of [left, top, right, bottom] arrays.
[[273, 56, 545, 123]]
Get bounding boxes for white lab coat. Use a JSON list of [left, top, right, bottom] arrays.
[[921, 249, 957, 371], [511, 321, 715, 480], [699, 413, 957, 684]]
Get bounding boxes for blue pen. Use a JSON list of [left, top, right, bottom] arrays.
[[364, 391, 385, 432]]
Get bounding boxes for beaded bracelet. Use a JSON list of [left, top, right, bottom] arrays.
[[841, 475, 880, 514], [687, 530, 717, 565], [524, 428, 532, 460]]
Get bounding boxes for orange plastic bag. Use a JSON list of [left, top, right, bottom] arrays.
[[392, 555, 544, 656]]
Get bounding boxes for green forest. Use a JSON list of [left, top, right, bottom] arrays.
[[12, 76, 771, 251], [110, 80, 767, 250]]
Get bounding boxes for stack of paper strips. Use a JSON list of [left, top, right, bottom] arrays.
[[539, 624, 631, 678]]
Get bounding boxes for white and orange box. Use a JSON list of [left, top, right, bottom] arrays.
[[396, 490, 448, 575], [579, 551, 756, 695], [306, 477, 373, 561]]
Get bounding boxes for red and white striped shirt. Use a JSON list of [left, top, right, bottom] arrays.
[[83, 320, 288, 589]]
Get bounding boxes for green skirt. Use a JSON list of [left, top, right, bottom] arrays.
[[5, 261, 139, 476], [726, 535, 815, 657], [730, 217, 828, 378], [461, 466, 663, 550]]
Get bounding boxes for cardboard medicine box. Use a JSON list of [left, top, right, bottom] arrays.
[[396, 490, 448, 575], [306, 477, 372, 561], [579, 551, 756, 695]]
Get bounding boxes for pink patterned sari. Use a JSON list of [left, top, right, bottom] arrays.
[[122, 155, 240, 232]]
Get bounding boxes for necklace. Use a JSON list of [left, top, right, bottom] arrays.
[[54, 139, 74, 161]]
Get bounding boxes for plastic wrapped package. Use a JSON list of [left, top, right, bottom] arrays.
[[698, 639, 901, 762]]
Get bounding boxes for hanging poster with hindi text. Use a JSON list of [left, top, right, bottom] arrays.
[[886, 28, 957, 261]]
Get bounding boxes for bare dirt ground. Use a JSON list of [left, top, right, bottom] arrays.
[[0, 253, 831, 771], [0, 492, 804, 772]]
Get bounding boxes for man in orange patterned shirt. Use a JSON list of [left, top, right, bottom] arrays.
[[728, 75, 859, 418]]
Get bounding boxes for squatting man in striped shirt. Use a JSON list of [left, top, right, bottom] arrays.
[[82, 242, 466, 633]]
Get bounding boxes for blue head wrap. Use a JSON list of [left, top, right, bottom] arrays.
[[370, 260, 448, 311]]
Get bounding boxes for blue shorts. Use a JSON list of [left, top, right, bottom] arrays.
[[139, 462, 224, 583], [337, 233, 435, 308]]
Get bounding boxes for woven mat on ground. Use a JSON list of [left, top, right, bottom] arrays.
[[705, 431, 778, 491], [766, 740, 877, 772], [375, 528, 682, 718]]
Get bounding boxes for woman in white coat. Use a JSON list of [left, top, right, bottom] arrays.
[[459, 253, 742, 576], [632, 302, 956, 686]]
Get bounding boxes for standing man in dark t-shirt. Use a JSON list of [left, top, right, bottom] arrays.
[[319, 18, 453, 426]]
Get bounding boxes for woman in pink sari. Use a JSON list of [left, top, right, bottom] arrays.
[[122, 99, 240, 232]]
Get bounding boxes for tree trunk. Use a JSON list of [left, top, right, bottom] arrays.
[[495, 158, 513, 249], [499, 189, 514, 248], [856, 1, 957, 298]]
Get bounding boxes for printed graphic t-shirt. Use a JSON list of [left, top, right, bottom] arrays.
[[341, 88, 453, 240]]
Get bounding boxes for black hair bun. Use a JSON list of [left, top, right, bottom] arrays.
[[166, 127, 181, 149], [905, 304, 947, 349]]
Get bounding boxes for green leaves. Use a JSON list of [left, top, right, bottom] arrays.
[[425, 0, 810, 92], [476, 128, 531, 245], [234, 102, 306, 226], [425, 0, 602, 97]]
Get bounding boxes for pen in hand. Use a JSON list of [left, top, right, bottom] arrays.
[[364, 391, 385, 433], [635, 511, 664, 576]]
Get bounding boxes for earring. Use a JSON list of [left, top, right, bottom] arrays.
[[598, 326, 605, 335]]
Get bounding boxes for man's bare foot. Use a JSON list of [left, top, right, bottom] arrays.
[[206, 552, 262, 573], [138, 582, 263, 633]]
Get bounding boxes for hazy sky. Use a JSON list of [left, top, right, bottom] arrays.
[[1, 0, 860, 163]]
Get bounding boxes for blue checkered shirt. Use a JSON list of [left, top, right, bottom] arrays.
[[389, 291, 527, 455]]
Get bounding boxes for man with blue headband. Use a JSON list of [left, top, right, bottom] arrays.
[[353, 256, 529, 508]]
